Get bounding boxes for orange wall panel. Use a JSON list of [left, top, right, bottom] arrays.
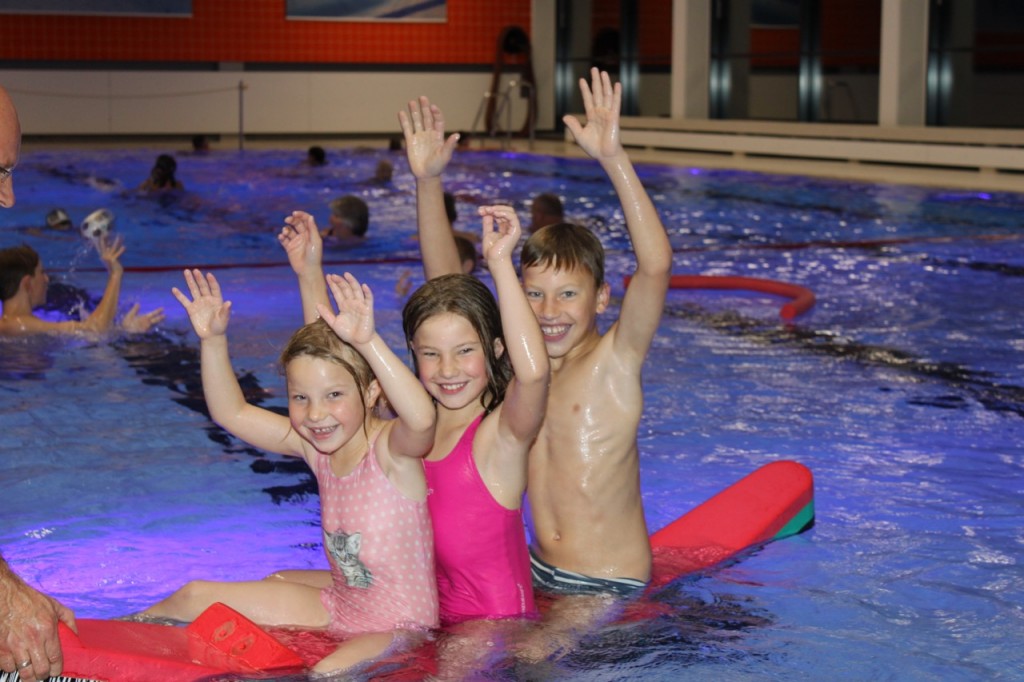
[[0, 0, 531, 65]]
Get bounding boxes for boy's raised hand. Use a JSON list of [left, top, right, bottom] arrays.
[[318, 272, 375, 346], [563, 68, 623, 162], [479, 204, 521, 265], [278, 210, 323, 277], [399, 95, 459, 179], [96, 233, 126, 276], [171, 269, 231, 339]]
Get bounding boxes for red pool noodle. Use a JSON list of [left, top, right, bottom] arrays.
[[625, 274, 816, 320]]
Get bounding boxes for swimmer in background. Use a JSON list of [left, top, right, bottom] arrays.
[[190, 134, 210, 154], [45, 208, 72, 231], [320, 195, 370, 248], [372, 159, 394, 184], [138, 154, 184, 192], [306, 145, 327, 167], [0, 237, 165, 336], [528, 192, 564, 234]]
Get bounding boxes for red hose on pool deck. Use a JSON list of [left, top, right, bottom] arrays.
[[625, 274, 816, 320]]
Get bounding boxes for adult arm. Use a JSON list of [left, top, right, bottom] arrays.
[[399, 96, 463, 279], [564, 68, 672, 366], [0, 556, 76, 682]]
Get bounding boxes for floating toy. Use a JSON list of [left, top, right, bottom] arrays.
[[625, 274, 816, 320], [39, 460, 814, 681]]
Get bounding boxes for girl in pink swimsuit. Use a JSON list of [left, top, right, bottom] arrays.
[[145, 269, 438, 675], [402, 204, 549, 626]]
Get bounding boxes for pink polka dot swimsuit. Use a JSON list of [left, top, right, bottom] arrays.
[[313, 434, 438, 635]]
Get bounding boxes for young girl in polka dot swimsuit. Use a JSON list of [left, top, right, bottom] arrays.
[[145, 269, 438, 675]]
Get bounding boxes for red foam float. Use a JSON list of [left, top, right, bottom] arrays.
[[625, 274, 816, 320], [51, 461, 815, 680]]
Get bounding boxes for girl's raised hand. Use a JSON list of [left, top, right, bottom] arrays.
[[278, 210, 323, 275], [171, 269, 231, 339], [318, 272, 375, 345], [399, 95, 459, 179], [480, 204, 522, 265]]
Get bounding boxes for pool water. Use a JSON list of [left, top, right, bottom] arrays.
[[2, 147, 1023, 680]]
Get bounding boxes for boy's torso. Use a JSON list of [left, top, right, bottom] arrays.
[[527, 332, 652, 581]]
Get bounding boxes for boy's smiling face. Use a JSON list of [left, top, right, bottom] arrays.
[[522, 263, 609, 361]]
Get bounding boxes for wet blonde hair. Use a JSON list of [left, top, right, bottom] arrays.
[[279, 318, 383, 420], [402, 274, 511, 414]]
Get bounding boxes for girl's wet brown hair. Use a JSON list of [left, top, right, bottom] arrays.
[[279, 317, 382, 419], [402, 273, 512, 414]]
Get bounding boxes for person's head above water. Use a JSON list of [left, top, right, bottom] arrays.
[[0, 85, 21, 209], [0, 244, 42, 306], [529, 192, 564, 234], [327, 195, 369, 239], [46, 208, 72, 231], [307, 145, 327, 166], [141, 153, 182, 191]]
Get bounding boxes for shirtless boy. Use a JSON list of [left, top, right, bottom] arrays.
[[400, 68, 672, 596], [0, 238, 164, 337]]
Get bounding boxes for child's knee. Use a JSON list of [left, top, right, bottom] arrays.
[[171, 579, 218, 610]]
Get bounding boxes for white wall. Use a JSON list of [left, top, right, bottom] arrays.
[[0, 69, 533, 137]]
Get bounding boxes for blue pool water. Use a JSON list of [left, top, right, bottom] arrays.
[[1, 147, 1023, 680]]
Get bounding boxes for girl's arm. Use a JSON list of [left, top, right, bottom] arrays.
[[278, 210, 329, 325], [172, 269, 304, 457], [317, 273, 435, 461], [480, 205, 550, 446], [399, 96, 463, 279]]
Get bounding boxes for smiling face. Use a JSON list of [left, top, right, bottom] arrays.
[[522, 263, 609, 361], [410, 312, 498, 413], [285, 355, 378, 455]]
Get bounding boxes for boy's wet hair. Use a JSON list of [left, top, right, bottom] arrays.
[[519, 222, 605, 288], [279, 318, 381, 418], [402, 273, 512, 414], [0, 244, 40, 302]]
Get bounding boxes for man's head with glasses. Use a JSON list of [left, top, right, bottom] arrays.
[[0, 85, 21, 208]]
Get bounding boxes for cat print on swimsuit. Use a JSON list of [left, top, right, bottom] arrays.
[[324, 529, 373, 588]]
